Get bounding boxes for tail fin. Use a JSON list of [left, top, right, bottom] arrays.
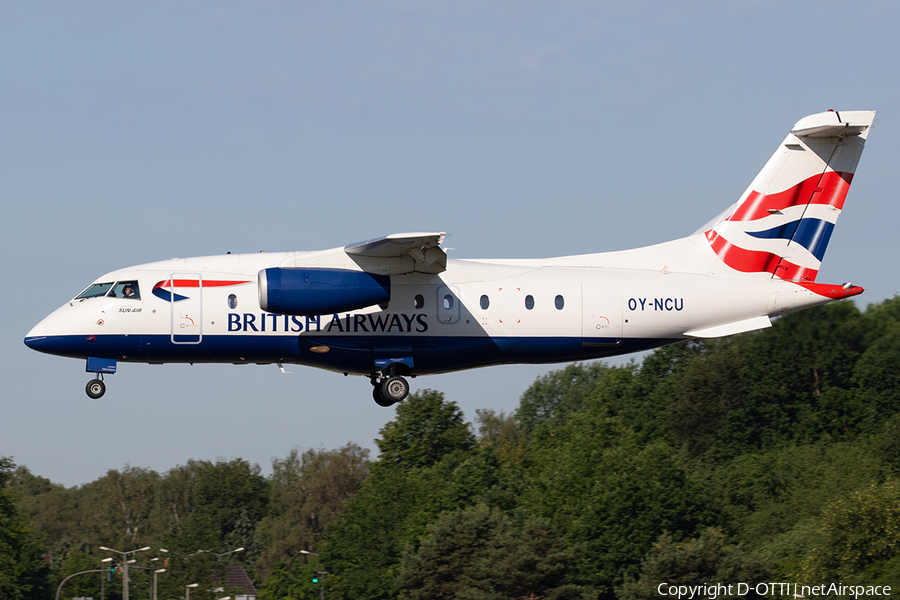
[[705, 110, 875, 281]]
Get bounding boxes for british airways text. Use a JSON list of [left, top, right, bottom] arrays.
[[227, 313, 429, 334]]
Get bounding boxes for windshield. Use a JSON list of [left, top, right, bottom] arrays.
[[75, 282, 114, 299], [74, 280, 141, 300]]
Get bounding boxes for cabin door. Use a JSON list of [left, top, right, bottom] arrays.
[[581, 280, 623, 346], [169, 273, 203, 344]]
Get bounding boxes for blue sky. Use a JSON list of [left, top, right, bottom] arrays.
[[2, 1, 898, 487]]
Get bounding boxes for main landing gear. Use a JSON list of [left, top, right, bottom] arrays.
[[86, 375, 106, 399], [370, 369, 410, 407]]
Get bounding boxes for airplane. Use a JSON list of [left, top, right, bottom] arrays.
[[25, 109, 875, 406]]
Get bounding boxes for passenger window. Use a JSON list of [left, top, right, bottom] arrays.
[[525, 295, 534, 310], [110, 281, 141, 300], [555, 295, 565, 310], [443, 295, 454, 310], [228, 294, 238, 310], [414, 294, 425, 309], [75, 282, 114, 299], [480, 295, 490, 310]]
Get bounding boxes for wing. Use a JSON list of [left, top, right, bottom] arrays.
[[344, 232, 447, 275]]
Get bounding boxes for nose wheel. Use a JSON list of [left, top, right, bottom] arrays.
[[86, 376, 106, 399], [370, 373, 410, 407]]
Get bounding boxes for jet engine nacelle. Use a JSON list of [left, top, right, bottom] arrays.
[[258, 268, 391, 316]]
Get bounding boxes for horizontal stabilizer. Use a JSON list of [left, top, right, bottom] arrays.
[[345, 232, 447, 275], [791, 111, 873, 138], [685, 315, 771, 338]]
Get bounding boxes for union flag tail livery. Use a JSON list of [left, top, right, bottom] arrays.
[[705, 110, 875, 282], [25, 110, 876, 406]]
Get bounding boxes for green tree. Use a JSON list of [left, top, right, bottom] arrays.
[[523, 412, 713, 596], [255, 444, 370, 579], [157, 458, 269, 600], [397, 504, 594, 600], [517, 363, 617, 435], [617, 528, 772, 600], [0, 457, 52, 600], [377, 389, 474, 469], [326, 391, 482, 600], [799, 480, 900, 586], [258, 559, 324, 600], [324, 464, 421, 600], [474, 408, 528, 466], [724, 301, 865, 453], [710, 441, 886, 547], [851, 321, 900, 434], [665, 338, 746, 458]]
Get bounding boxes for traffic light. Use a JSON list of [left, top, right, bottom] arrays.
[[312, 577, 319, 583], [108, 561, 117, 581]]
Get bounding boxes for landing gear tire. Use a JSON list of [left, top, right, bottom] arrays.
[[380, 375, 410, 405], [373, 385, 394, 407], [86, 378, 106, 399], [371, 375, 410, 407]]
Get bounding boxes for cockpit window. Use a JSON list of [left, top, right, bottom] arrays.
[[110, 281, 141, 300], [74, 281, 141, 300], [75, 282, 114, 299]]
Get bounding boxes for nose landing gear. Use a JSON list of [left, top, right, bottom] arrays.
[[370, 369, 410, 407], [85, 357, 115, 399], [86, 375, 106, 399]]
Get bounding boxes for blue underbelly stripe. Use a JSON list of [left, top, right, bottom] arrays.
[[30, 334, 677, 375]]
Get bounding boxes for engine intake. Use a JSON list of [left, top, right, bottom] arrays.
[[258, 268, 391, 316]]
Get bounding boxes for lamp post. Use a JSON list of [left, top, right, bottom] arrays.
[[100, 557, 113, 600], [99, 545, 151, 600], [55, 569, 104, 600], [300, 550, 326, 600], [163, 546, 245, 559], [152, 568, 165, 600], [186, 582, 199, 600]]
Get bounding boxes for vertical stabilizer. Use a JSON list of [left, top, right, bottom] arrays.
[[705, 110, 875, 281]]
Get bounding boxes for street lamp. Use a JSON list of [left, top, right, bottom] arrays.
[[101, 558, 113, 600], [300, 550, 326, 600], [169, 546, 246, 559], [214, 547, 245, 559], [99, 546, 151, 600], [55, 569, 106, 600], [152, 568, 165, 600], [186, 582, 199, 600]]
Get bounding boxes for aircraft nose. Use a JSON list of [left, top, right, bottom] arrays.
[[24, 320, 48, 351]]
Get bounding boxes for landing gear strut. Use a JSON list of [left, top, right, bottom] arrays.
[[370, 369, 410, 407], [86, 375, 106, 399]]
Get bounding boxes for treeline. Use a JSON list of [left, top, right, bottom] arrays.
[[3, 297, 900, 599]]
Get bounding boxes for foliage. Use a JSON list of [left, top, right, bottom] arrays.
[[256, 443, 370, 579], [325, 390, 482, 600], [799, 480, 900, 586], [523, 413, 714, 596], [617, 528, 772, 600], [397, 503, 594, 600], [516, 362, 622, 435], [0, 457, 51, 600], [377, 388, 475, 469], [258, 558, 327, 600]]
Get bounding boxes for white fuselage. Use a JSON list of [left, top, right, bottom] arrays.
[[25, 237, 851, 378]]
